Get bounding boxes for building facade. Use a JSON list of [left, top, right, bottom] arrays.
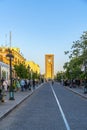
[[0, 46, 40, 79], [45, 54, 54, 79], [0, 61, 9, 80], [26, 61, 40, 74], [0, 47, 26, 66]]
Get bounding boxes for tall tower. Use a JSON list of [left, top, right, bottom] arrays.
[[45, 54, 54, 79]]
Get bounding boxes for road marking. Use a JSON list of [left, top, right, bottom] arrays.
[[50, 84, 71, 130]]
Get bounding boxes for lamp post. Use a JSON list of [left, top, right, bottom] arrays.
[[27, 65, 33, 80], [83, 60, 87, 93], [69, 69, 72, 88], [30, 69, 33, 80], [6, 49, 14, 100], [27, 65, 30, 79]]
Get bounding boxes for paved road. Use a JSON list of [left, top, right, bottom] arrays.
[[54, 82, 87, 130], [0, 82, 87, 130]]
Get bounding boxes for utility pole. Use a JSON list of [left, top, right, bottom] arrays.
[[6, 31, 15, 100], [10, 31, 12, 48]]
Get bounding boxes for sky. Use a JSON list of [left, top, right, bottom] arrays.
[[0, 0, 87, 74]]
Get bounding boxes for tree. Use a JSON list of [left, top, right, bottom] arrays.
[[56, 71, 65, 82], [64, 31, 87, 79], [14, 63, 28, 79]]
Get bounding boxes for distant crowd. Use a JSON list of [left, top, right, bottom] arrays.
[[0, 77, 44, 102], [61, 79, 87, 88]]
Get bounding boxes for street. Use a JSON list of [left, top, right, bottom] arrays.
[[0, 82, 87, 130]]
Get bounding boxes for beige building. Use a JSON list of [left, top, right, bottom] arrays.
[[0, 61, 9, 80], [0, 47, 26, 66], [45, 54, 54, 79], [26, 61, 40, 74], [0, 46, 40, 78]]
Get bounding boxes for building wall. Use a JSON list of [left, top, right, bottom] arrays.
[[45, 54, 54, 79], [0, 61, 9, 80], [0, 47, 26, 66], [0, 46, 40, 78], [26, 61, 40, 74]]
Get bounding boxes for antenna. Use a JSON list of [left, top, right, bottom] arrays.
[[10, 31, 12, 48], [5, 34, 7, 46]]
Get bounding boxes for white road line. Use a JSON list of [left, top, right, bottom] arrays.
[[50, 84, 71, 130]]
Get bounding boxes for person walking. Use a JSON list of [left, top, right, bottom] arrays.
[[0, 82, 4, 102], [20, 79, 25, 91], [52, 80, 54, 86], [33, 79, 35, 89], [28, 80, 31, 90], [16, 79, 20, 91]]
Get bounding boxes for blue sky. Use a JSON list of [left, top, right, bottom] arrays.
[[0, 0, 87, 74]]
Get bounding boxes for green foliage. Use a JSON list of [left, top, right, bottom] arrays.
[[63, 31, 87, 80], [14, 63, 28, 79], [14, 63, 40, 80], [32, 71, 40, 80], [56, 71, 65, 81]]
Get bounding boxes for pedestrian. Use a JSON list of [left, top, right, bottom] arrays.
[[52, 80, 54, 86], [12, 79, 16, 91], [0, 82, 4, 102], [2, 79, 8, 97], [20, 79, 25, 91], [28, 80, 31, 90], [24, 79, 27, 90], [16, 79, 21, 91], [3, 79, 8, 92], [33, 79, 35, 89]]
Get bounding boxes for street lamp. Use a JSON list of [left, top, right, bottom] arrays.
[[83, 60, 87, 93], [69, 69, 72, 88], [30, 68, 33, 80], [27, 65, 30, 79], [6, 49, 14, 100], [27, 65, 33, 80]]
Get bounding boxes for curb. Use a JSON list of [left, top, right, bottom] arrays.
[[0, 91, 33, 121], [65, 86, 87, 99], [52, 82, 87, 99]]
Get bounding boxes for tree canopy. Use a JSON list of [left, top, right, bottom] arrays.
[[63, 31, 87, 79], [14, 63, 29, 79]]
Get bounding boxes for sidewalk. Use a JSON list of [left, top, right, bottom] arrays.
[[65, 86, 87, 99], [0, 84, 43, 120], [57, 82, 87, 99]]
